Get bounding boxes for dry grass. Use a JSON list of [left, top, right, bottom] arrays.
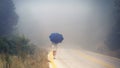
[[0, 48, 49, 68]]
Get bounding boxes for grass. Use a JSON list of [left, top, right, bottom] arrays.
[[0, 48, 49, 68]]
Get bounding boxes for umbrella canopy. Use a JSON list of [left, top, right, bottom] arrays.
[[49, 33, 64, 44]]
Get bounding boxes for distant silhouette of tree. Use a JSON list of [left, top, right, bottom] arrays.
[[0, 0, 18, 36], [107, 0, 120, 50]]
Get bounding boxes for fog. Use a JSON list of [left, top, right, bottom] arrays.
[[13, 0, 113, 49]]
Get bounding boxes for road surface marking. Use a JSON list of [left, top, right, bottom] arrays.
[[58, 57, 71, 68], [75, 50, 115, 68], [48, 51, 57, 68], [84, 50, 120, 62]]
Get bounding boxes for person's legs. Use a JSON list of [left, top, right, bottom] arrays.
[[52, 45, 58, 59], [53, 50, 56, 59]]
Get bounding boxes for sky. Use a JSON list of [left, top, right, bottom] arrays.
[[13, 0, 113, 49]]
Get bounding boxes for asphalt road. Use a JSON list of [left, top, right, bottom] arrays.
[[49, 46, 120, 68]]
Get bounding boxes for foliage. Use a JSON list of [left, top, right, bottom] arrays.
[[0, 0, 18, 36], [0, 36, 35, 56], [107, 0, 120, 50], [0, 36, 36, 68], [0, 48, 49, 68], [0, 0, 49, 68], [13, 36, 36, 63], [0, 37, 16, 55]]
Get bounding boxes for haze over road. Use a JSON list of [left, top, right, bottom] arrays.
[[50, 45, 120, 68]]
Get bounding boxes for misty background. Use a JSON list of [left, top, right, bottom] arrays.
[[13, 0, 114, 50]]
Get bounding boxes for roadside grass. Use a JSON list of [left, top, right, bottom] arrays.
[[0, 48, 49, 68]]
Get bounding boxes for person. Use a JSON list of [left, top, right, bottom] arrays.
[[52, 44, 58, 59], [49, 33, 64, 59]]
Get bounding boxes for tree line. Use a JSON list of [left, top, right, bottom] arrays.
[[0, 0, 36, 68]]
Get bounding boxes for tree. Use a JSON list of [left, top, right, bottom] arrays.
[[0, 37, 17, 68], [0, 36, 36, 68], [0, 0, 18, 67], [12, 35, 36, 61], [107, 0, 120, 50], [0, 0, 37, 68], [0, 0, 18, 36]]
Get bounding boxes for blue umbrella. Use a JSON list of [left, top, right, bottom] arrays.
[[49, 33, 64, 44]]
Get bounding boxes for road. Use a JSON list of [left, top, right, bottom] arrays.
[[48, 46, 120, 68]]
